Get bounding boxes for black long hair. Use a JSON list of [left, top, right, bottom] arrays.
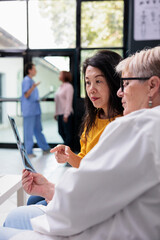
[[79, 50, 123, 138]]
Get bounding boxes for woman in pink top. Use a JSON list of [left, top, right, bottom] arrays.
[[54, 71, 74, 148]]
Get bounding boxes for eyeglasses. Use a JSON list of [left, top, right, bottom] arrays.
[[120, 77, 151, 92]]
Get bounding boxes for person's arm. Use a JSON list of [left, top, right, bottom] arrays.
[[31, 109, 160, 236], [51, 145, 82, 168], [24, 82, 40, 98], [77, 130, 87, 159], [22, 169, 55, 201]]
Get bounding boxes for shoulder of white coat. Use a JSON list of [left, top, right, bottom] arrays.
[[128, 106, 160, 128], [116, 106, 160, 125], [99, 107, 160, 142]]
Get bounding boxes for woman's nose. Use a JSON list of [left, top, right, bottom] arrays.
[[89, 84, 96, 93], [117, 87, 123, 98]]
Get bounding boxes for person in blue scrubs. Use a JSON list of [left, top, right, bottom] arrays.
[[21, 63, 50, 157]]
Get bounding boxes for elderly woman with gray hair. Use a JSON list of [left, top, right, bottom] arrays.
[[1, 46, 160, 240]]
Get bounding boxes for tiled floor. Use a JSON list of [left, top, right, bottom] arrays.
[[0, 148, 69, 226]]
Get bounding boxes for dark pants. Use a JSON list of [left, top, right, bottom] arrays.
[[58, 114, 74, 148]]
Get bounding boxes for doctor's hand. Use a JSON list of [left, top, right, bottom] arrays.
[[34, 81, 40, 87], [22, 169, 55, 201], [50, 145, 82, 168], [25, 82, 41, 98]]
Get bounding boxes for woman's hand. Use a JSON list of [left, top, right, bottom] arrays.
[[50, 145, 82, 168], [63, 116, 68, 123], [54, 115, 58, 120], [22, 169, 55, 201], [51, 145, 70, 163]]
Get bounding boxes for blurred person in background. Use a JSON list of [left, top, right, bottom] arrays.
[[21, 63, 50, 158], [54, 71, 74, 149]]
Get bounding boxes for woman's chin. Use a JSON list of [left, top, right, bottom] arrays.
[[124, 108, 133, 116], [123, 108, 128, 116], [92, 103, 99, 108]]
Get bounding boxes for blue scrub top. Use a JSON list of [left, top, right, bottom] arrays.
[[21, 76, 41, 117]]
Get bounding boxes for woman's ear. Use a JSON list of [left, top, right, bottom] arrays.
[[148, 76, 160, 97]]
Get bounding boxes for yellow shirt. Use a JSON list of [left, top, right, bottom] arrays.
[[78, 115, 120, 159]]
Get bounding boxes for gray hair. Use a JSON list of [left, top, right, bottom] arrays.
[[116, 46, 160, 78]]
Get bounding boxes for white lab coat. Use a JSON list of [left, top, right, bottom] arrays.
[[11, 106, 160, 240]]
